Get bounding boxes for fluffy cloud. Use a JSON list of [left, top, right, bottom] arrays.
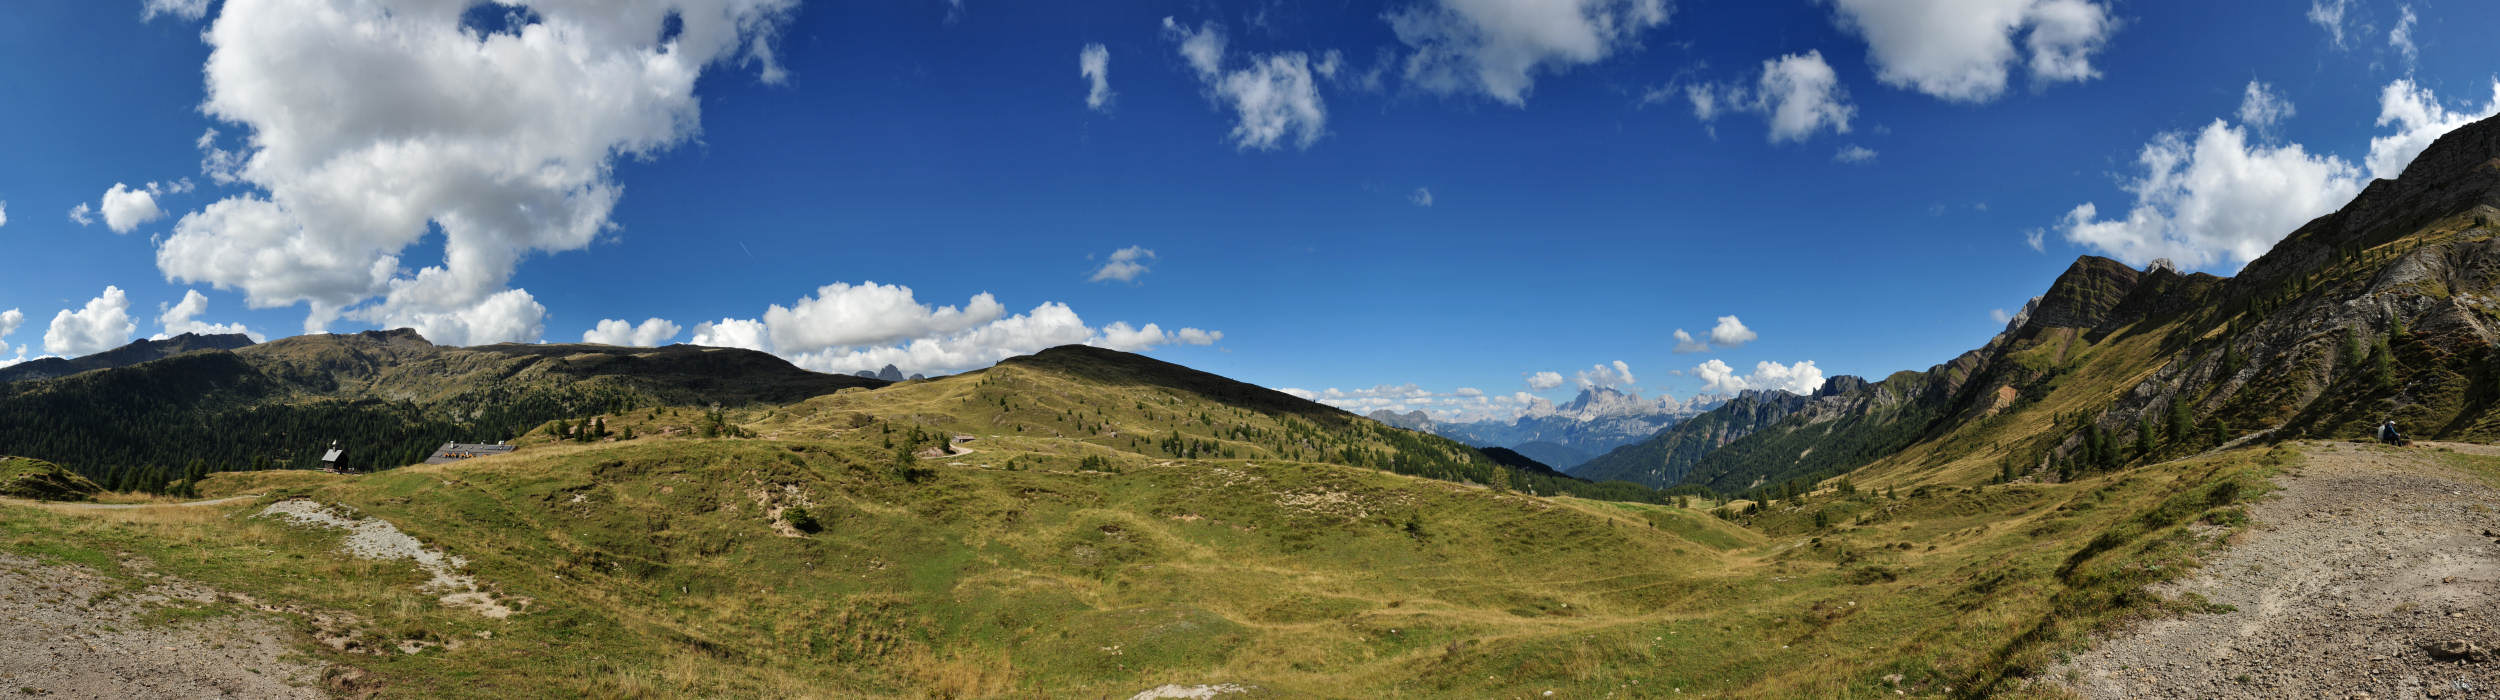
[[98, 182, 172, 234], [1834, 145, 1878, 164], [154, 0, 796, 343], [1174, 327, 1223, 345], [2059, 79, 2499, 271], [0, 200, 7, 228], [1163, 18, 1326, 150], [1671, 329, 1709, 353], [1525, 370, 1565, 391], [1080, 43, 1115, 112], [762, 282, 1005, 352], [1694, 358, 1824, 395], [1688, 51, 1854, 143], [71, 180, 191, 234], [583, 318, 682, 347], [383, 289, 547, 346], [1090, 246, 1156, 283], [2367, 79, 2500, 181], [1382, 0, 1671, 106], [45, 286, 137, 357], [1708, 315, 1757, 347], [156, 289, 259, 340], [2237, 81, 2296, 133], [1410, 187, 1434, 207], [2308, 0, 2352, 48], [1825, 0, 2114, 103], [1671, 315, 1755, 352], [1574, 360, 1636, 389], [0, 308, 22, 359], [690, 282, 1219, 375], [142, 0, 211, 21], [2057, 121, 2361, 270], [689, 317, 770, 352], [2024, 227, 2047, 252], [1096, 322, 1224, 352]]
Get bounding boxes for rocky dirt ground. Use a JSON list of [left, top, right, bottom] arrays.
[[0, 550, 328, 698], [2054, 441, 2500, 699]]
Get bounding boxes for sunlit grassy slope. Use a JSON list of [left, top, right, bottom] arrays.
[[0, 342, 2301, 698]]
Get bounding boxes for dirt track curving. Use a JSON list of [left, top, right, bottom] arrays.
[[2054, 441, 2500, 699]]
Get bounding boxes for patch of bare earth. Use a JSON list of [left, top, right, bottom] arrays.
[[258, 499, 527, 618], [0, 551, 327, 698], [2052, 441, 2500, 699]]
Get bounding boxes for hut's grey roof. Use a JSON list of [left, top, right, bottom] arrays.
[[423, 442, 518, 465]]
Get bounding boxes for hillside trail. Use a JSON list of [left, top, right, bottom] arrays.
[[2052, 441, 2500, 699], [17, 494, 264, 510]]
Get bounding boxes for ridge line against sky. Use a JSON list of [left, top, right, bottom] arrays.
[[0, 0, 2495, 424]]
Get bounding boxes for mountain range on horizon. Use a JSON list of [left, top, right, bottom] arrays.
[[1368, 385, 1726, 469]]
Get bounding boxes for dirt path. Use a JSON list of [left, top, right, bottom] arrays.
[[0, 551, 328, 698], [2053, 441, 2500, 699], [27, 494, 264, 510]]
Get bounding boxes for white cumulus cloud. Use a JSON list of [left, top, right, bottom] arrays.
[[1825, 0, 2114, 103], [1835, 145, 1878, 164], [583, 318, 682, 347], [1574, 360, 1636, 389], [98, 182, 169, 234], [2057, 121, 2361, 270], [1708, 315, 1757, 347], [762, 282, 1006, 352], [689, 317, 771, 352], [1671, 315, 1756, 352], [1163, 18, 1327, 150], [0, 201, 9, 229], [156, 289, 259, 340], [2237, 81, 2296, 133], [2059, 79, 2499, 271], [690, 283, 1218, 375], [1090, 245, 1156, 283], [1525, 370, 1565, 391], [1688, 51, 1854, 143], [1080, 43, 1115, 112], [1671, 329, 1710, 353], [2367, 79, 2500, 181], [154, 0, 797, 343], [45, 286, 137, 357], [1410, 187, 1434, 207], [0, 308, 23, 359], [1382, 0, 1671, 106], [1694, 358, 1824, 396]]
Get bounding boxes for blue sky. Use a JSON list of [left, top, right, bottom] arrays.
[[1, 0, 2496, 422]]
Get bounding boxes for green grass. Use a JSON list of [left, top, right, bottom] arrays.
[[0, 422, 2293, 698]]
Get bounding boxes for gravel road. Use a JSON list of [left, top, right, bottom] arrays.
[[0, 551, 327, 698], [2054, 441, 2500, 699]]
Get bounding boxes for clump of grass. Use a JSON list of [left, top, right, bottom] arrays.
[[781, 507, 822, 534]]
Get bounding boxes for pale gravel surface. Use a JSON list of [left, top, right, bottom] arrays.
[[1128, 682, 1255, 699], [2053, 441, 2500, 699], [259, 499, 523, 618], [0, 550, 325, 698]]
